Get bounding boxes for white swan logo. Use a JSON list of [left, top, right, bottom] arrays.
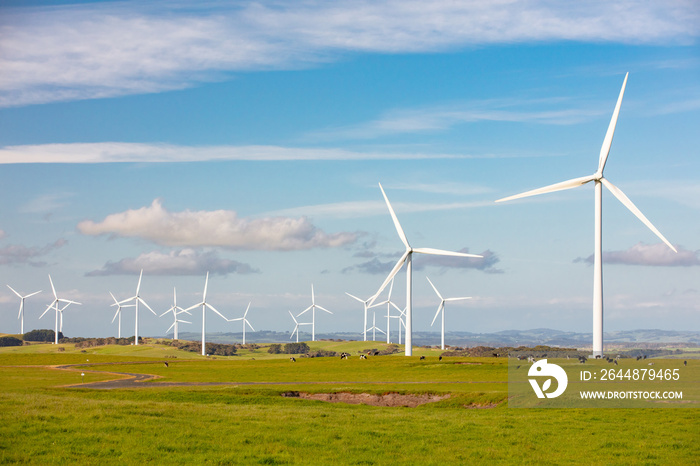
[[528, 359, 568, 399]]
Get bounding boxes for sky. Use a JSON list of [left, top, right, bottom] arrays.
[[0, 0, 699, 343]]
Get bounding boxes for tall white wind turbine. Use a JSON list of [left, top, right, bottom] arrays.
[[117, 270, 156, 346], [289, 311, 312, 343], [496, 73, 676, 357], [160, 288, 191, 341], [297, 285, 332, 342], [366, 311, 386, 342], [426, 277, 472, 350], [228, 302, 254, 345], [7, 285, 41, 334], [184, 272, 229, 356], [369, 183, 482, 356], [110, 292, 134, 339], [40, 275, 81, 344]]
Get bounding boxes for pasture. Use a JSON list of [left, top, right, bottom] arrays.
[[0, 340, 698, 464]]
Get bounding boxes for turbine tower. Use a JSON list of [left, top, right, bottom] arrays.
[[41, 275, 81, 344], [116, 270, 156, 346], [7, 285, 41, 334], [369, 183, 482, 356], [184, 272, 229, 356], [110, 292, 134, 339], [426, 277, 472, 350], [289, 311, 312, 343], [297, 285, 332, 342], [160, 288, 191, 341], [228, 302, 254, 345], [496, 73, 676, 357]]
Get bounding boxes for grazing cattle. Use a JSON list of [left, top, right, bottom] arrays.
[[613, 360, 618, 366], [374, 351, 380, 356], [578, 356, 587, 364], [643, 355, 647, 360], [636, 356, 642, 361], [290, 357, 296, 362], [492, 353, 499, 358], [360, 354, 367, 360], [420, 356, 425, 360], [684, 360, 687, 366], [516, 365, 521, 370], [439, 356, 443, 361], [517, 355, 526, 361], [648, 362, 654, 366], [163, 361, 169, 368]]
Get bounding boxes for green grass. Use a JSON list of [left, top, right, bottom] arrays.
[[1, 342, 698, 464]]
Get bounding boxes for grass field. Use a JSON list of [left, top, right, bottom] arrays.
[[1, 340, 698, 464]]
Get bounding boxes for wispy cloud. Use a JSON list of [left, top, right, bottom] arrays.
[[0, 142, 479, 164], [86, 248, 259, 276], [2, 0, 697, 107], [343, 248, 501, 274], [0, 238, 67, 267], [574, 242, 700, 267], [77, 198, 358, 251]]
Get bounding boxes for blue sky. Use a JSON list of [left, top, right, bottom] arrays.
[[1, 0, 699, 342]]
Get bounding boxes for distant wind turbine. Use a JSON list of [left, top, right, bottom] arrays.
[[289, 311, 312, 343], [345, 292, 372, 341], [40, 275, 81, 344], [184, 272, 229, 356], [7, 285, 41, 334], [371, 278, 403, 344], [368, 183, 482, 356], [228, 302, 254, 345], [426, 277, 472, 350], [366, 311, 386, 342], [496, 73, 676, 357], [110, 291, 134, 339], [297, 285, 332, 342], [160, 288, 191, 341], [116, 270, 156, 346]]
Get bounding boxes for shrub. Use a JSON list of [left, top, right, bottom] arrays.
[[283, 342, 310, 354], [23, 329, 62, 342], [267, 344, 282, 354], [0, 336, 23, 347]]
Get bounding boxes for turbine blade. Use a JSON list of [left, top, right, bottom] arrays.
[[166, 322, 176, 333], [297, 305, 313, 317], [228, 317, 243, 322], [378, 183, 410, 249], [17, 302, 24, 320], [178, 320, 192, 325], [445, 297, 472, 302], [346, 292, 365, 303], [203, 272, 209, 301], [40, 302, 55, 319], [496, 174, 596, 203], [413, 247, 482, 258], [7, 285, 21, 298], [311, 284, 315, 305], [601, 178, 677, 252], [26, 290, 42, 298], [244, 302, 251, 318], [316, 305, 332, 314], [112, 307, 121, 323], [368, 250, 409, 306], [159, 307, 174, 318], [48, 275, 57, 298], [598, 72, 629, 174], [109, 292, 119, 305], [288, 310, 298, 324], [430, 303, 443, 327], [183, 303, 202, 313], [426, 277, 442, 300], [136, 269, 143, 295], [245, 320, 255, 331], [205, 303, 227, 321], [138, 298, 157, 315]]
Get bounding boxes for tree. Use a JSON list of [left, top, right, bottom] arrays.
[[0, 336, 23, 347]]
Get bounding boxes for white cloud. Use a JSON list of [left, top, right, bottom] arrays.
[[0, 142, 471, 164], [77, 198, 358, 250], [1, 0, 697, 107], [86, 248, 259, 276], [575, 242, 700, 267]]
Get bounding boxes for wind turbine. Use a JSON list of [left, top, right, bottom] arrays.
[[289, 310, 312, 343], [368, 183, 482, 356], [345, 292, 372, 341], [116, 270, 156, 346], [160, 288, 191, 341], [40, 275, 81, 344], [228, 302, 254, 345], [370, 278, 403, 344], [184, 272, 229, 356], [366, 311, 386, 342], [496, 73, 676, 357], [426, 277, 472, 350], [109, 292, 134, 339], [297, 285, 332, 342], [7, 285, 41, 334]]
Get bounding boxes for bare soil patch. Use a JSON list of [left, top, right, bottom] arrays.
[[282, 391, 450, 407]]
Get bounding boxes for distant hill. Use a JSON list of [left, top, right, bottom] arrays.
[[170, 328, 700, 348]]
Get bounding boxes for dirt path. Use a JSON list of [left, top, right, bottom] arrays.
[[53, 361, 508, 390]]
